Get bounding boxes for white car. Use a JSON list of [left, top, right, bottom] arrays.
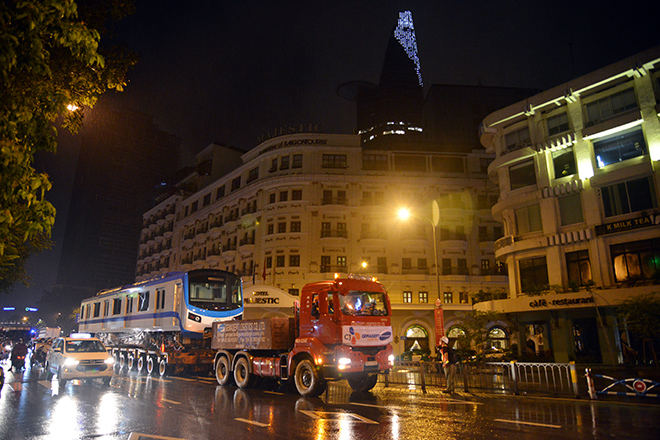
[[45, 334, 114, 386]]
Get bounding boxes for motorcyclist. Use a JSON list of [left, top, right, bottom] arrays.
[[11, 339, 28, 372]]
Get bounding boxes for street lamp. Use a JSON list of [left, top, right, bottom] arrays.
[[397, 202, 441, 304]]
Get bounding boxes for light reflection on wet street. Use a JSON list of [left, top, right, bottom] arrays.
[[1, 361, 659, 440]]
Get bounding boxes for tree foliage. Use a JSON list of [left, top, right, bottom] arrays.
[[617, 292, 660, 341], [0, 0, 135, 292]]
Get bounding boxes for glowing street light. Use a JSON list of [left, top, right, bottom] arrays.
[[67, 104, 79, 112], [398, 201, 445, 345]]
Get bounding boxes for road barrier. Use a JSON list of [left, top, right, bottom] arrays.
[[382, 360, 580, 397], [585, 368, 660, 399]]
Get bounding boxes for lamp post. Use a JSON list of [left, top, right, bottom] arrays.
[[398, 202, 445, 346]]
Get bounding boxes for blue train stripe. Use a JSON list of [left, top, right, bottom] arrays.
[[82, 311, 181, 326]]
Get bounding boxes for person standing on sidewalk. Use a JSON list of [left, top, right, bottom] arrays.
[[440, 336, 457, 393]]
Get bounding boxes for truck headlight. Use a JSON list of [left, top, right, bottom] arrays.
[[338, 357, 351, 370], [64, 358, 79, 366], [104, 357, 114, 364]]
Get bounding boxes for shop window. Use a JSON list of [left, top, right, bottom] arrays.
[[404, 325, 430, 354], [487, 327, 508, 350], [611, 238, 660, 283], [447, 326, 466, 339], [559, 193, 584, 225], [509, 159, 536, 190], [566, 250, 592, 286], [519, 257, 549, 293], [601, 177, 656, 217], [594, 128, 646, 168]]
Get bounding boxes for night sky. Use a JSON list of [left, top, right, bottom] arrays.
[[5, 0, 660, 313]]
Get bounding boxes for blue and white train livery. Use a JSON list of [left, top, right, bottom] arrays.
[[78, 270, 243, 376]]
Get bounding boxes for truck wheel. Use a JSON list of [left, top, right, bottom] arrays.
[[137, 355, 145, 374], [146, 357, 155, 375], [348, 373, 378, 392], [158, 359, 168, 377], [128, 355, 136, 371], [294, 359, 325, 397], [215, 356, 233, 386], [119, 353, 126, 371], [233, 357, 253, 389]]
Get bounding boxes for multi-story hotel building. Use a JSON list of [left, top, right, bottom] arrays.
[[137, 132, 507, 356], [478, 47, 660, 364]]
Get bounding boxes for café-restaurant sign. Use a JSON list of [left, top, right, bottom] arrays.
[[595, 213, 660, 236]]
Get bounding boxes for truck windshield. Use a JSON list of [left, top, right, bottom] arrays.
[[339, 291, 388, 316], [189, 274, 242, 311]]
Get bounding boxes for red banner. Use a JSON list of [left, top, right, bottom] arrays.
[[434, 305, 445, 347]]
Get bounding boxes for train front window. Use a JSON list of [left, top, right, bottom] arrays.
[[188, 274, 242, 311], [339, 291, 388, 316]]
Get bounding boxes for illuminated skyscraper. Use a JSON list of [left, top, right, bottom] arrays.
[[394, 11, 423, 87]]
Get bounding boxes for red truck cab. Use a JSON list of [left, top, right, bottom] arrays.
[[292, 276, 394, 393]]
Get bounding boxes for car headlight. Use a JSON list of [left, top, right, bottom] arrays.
[[388, 354, 395, 365], [64, 357, 79, 366], [104, 357, 114, 364]]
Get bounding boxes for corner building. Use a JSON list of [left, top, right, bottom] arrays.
[[478, 47, 660, 364], [137, 133, 507, 357]]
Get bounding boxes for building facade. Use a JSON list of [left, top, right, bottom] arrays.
[[137, 133, 507, 357], [478, 47, 660, 364]]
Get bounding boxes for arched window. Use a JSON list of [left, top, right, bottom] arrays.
[[404, 324, 430, 354], [487, 327, 508, 350], [447, 326, 466, 339]]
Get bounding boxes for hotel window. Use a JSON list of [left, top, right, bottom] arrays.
[[191, 201, 198, 213], [292, 154, 303, 168], [267, 224, 274, 235], [202, 193, 211, 207], [279, 191, 288, 202], [547, 112, 569, 136], [321, 256, 331, 272], [322, 154, 347, 168], [594, 128, 647, 168], [276, 255, 285, 267], [290, 254, 300, 267], [290, 221, 301, 232], [216, 186, 225, 199], [611, 238, 660, 283], [418, 291, 428, 303], [504, 127, 530, 151], [321, 222, 331, 237], [363, 154, 388, 170], [280, 156, 290, 170], [265, 256, 272, 269], [277, 222, 286, 233], [269, 193, 276, 204], [337, 256, 347, 270], [481, 259, 491, 274], [247, 167, 259, 183], [559, 193, 584, 225], [585, 88, 637, 125], [509, 159, 536, 190], [292, 189, 302, 200], [519, 257, 549, 293], [403, 291, 412, 303], [444, 291, 453, 304], [515, 203, 542, 234], [269, 158, 278, 172], [552, 148, 576, 178], [231, 176, 241, 191], [566, 250, 592, 286], [601, 177, 656, 218]]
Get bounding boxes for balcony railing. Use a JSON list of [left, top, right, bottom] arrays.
[[321, 230, 348, 238]]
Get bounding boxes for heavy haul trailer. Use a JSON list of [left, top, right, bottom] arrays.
[[212, 276, 394, 396], [78, 269, 243, 376]]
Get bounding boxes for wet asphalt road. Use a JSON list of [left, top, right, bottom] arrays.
[[1, 361, 659, 440]]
